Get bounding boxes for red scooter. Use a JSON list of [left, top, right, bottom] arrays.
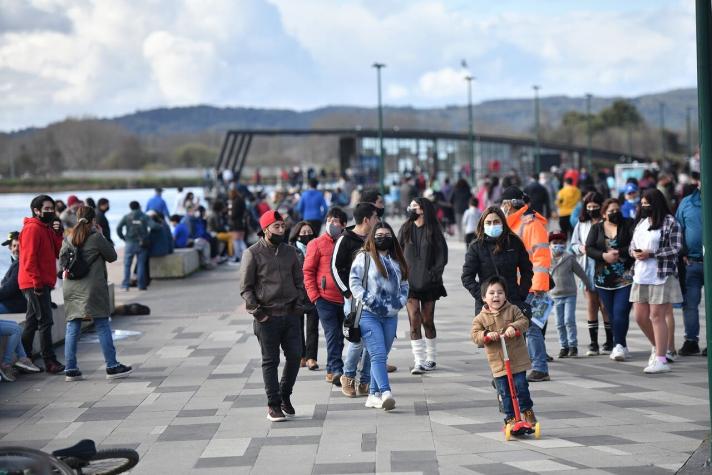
[[484, 330, 541, 441]]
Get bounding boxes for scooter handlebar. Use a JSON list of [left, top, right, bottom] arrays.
[[483, 329, 522, 344]]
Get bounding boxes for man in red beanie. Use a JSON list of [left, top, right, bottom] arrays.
[[240, 210, 305, 422], [60, 194, 83, 229]]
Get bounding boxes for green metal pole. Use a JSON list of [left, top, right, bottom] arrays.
[[659, 102, 666, 159], [373, 63, 386, 195], [466, 75, 475, 185], [694, 0, 712, 461], [687, 106, 694, 157], [586, 93, 592, 170], [533, 85, 541, 174]]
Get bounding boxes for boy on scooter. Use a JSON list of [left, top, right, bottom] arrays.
[[471, 276, 537, 426]]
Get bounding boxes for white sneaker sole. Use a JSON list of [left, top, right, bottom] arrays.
[[14, 363, 41, 373], [381, 398, 396, 411], [411, 366, 425, 375], [267, 415, 287, 422], [65, 375, 83, 382], [644, 367, 671, 374]]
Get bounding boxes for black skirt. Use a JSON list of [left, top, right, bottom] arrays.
[[408, 284, 447, 301]]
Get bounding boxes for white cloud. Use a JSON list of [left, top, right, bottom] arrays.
[[387, 84, 409, 100], [418, 67, 468, 99]]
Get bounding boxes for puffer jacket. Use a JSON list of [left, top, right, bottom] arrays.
[[304, 233, 343, 304], [240, 238, 305, 319], [331, 227, 367, 298], [0, 259, 26, 313], [349, 250, 408, 318], [471, 302, 531, 378], [507, 205, 551, 292], [60, 232, 117, 320]]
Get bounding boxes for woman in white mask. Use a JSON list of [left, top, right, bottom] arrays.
[[461, 206, 533, 315]]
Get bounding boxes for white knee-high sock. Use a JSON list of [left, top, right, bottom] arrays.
[[410, 339, 426, 366], [425, 337, 437, 362]]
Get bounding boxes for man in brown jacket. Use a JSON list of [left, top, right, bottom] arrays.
[[240, 210, 305, 422], [471, 276, 537, 425]]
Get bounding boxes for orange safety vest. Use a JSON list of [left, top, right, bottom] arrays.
[[506, 205, 551, 292]]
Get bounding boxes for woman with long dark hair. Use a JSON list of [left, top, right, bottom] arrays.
[[229, 189, 247, 263], [570, 191, 612, 355], [60, 206, 132, 382], [461, 206, 533, 314], [288, 221, 319, 370], [586, 198, 635, 363], [398, 197, 448, 374], [629, 188, 683, 373], [349, 221, 408, 410]]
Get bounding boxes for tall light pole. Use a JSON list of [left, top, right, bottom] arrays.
[[533, 85, 541, 173], [585, 93, 593, 170], [373, 62, 386, 194], [687, 106, 694, 157], [465, 75, 475, 184], [659, 101, 666, 159]]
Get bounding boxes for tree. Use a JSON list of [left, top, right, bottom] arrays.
[[598, 100, 643, 128]]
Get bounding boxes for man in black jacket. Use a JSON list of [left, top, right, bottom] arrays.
[[0, 232, 26, 314], [96, 198, 113, 245], [523, 174, 551, 219]]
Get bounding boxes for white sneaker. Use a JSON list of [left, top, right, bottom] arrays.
[[365, 393, 382, 408], [610, 344, 626, 361], [623, 347, 631, 360], [381, 391, 396, 411], [648, 347, 656, 366], [666, 350, 677, 363], [644, 359, 671, 374], [411, 364, 425, 375]]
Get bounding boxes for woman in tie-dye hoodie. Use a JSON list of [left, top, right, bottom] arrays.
[[349, 222, 409, 411]]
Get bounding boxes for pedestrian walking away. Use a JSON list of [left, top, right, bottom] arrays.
[[399, 197, 448, 374], [241, 210, 306, 422]]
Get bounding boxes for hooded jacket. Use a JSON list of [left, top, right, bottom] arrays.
[[398, 222, 448, 292], [18, 217, 63, 290], [0, 259, 26, 312], [331, 227, 368, 298], [471, 302, 531, 378], [507, 205, 551, 292], [349, 250, 408, 317], [303, 232, 343, 304]]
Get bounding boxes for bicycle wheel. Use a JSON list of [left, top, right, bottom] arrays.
[[0, 446, 74, 475], [80, 448, 139, 475]]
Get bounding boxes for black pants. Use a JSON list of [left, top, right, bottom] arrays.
[[307, 220, 322, 236], [558, 216, 572, 239], [21, 287, 55, 360], [253, 315, 301, 407], [301, 309, 319, 361]]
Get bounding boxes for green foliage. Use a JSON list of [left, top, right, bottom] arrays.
[[598, 100, 643, 128]]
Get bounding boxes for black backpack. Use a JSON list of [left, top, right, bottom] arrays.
[[60, 239, 95, 280]]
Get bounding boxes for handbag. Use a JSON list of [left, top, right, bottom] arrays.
[[342, 252, 370, 343], [487, 247, 532, 320]]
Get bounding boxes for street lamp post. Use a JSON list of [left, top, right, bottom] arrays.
[[465, 75, 475, 184], [373, 62, 386, 195], [586, 93, 593, 170], [533, 85, 541, 173], [687, 106, 694, 157], [659, 101, 666, 159]]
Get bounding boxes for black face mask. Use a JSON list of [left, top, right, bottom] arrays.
[[640, 206, 652, 218], [374, 236, 394, 251], [607, 211, 622, 225], [297, 235, 313, 245], [376, 207, 385, 218], [39, 211, 54, 224], [267, 234, 283, 246], [588, 209, 601, 219]]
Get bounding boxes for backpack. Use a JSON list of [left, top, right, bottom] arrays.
[[60, 239, 96, 280]]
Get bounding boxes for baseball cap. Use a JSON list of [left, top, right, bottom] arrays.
[[1, 231, 19, 246], [501, 186, 524, 201], [624, 183, 639, 194], [259, 210, 283, 230]]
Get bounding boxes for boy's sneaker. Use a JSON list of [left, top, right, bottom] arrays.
[[601, 342, 613, 354], [665, 350, 678, 363], [558, 348, 569, 358], [64, 369, 83, 382], [106, 364, 132, 380], [380, 391, 396, 411], [523, 408, 538, 424], [644, 359, 671, 374], [0, 364, 16, 382], [340, 375, 356, 398], [568, 347, 578, 358], [267, 405, 287, 422], [423, 361, 436, 371], [357, 383, 369, 396], [14, 357, 41, 373], [526, 371, 550, 382], [365, 393, 382, 408], [586, 343, 600, 356], [411, 364, 425, 375], [679, 340, 701, 356], [610, 344, 626, 361], [280, 397, 295, 418]]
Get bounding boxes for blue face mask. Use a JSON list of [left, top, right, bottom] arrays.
[[551, 244, 566, 256], [484, 224, 503, 238]]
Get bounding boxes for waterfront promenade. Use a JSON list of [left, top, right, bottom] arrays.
[[0, 239, 708, 474]]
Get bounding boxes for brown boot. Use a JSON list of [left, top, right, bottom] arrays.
[[306, 359, 319, 371], [523, 408, 537, 424], [300, 358, 307, 368], [356, 382, 369, 396], [340, 375, 356, 397], [44, 359, 65, 375], [325, 373, 334, 383], [387, 364, 397, 373]]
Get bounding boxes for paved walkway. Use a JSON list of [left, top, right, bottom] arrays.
[[0, 238, 709, 474]]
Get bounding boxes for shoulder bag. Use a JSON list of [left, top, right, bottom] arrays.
[[342, 252, 371, 343]]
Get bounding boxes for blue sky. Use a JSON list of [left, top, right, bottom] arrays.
[[0, 0, 697, 131]]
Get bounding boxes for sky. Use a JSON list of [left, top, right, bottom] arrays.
[[0, 0, 698, 132]]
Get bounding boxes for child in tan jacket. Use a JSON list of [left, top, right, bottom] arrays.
[[472, 276, 537, 425]]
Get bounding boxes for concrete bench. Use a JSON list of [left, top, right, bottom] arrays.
[[0, 283, 115, 357], [150, 249, 200, 279]]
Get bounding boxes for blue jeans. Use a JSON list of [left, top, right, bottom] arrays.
[[65, 318, 119, 371], [343, 341, 370, 385], [0, 319, 26, 365], [359, 310, 397, 395], [495, 371, 533, 420], [526, 324, 548, 373], [554, 295, 578, 348], [683, 262, 704, 342], [596, 285, 632, 347], [122, 241, 148, 290], [315, 299, 344, 375]]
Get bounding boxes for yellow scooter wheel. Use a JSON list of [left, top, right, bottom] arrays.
[[505, 423, 512, 441], [534, 422, 541, 439]]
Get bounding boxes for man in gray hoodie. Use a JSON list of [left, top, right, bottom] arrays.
[[116, 201, 156, 291]]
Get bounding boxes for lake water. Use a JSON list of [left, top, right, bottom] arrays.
[[0, 187, 205, 277]]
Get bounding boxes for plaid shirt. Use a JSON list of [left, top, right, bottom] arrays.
[[630, 214, 683, 280]]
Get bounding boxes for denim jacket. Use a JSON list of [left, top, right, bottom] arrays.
[[349, 251, 408, 317]]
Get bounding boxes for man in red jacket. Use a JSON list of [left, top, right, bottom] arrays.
[[303, 207, 348, 385], [19, 195, 65, 374]]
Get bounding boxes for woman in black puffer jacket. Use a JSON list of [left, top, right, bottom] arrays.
[[461, 206, 533, 314]]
